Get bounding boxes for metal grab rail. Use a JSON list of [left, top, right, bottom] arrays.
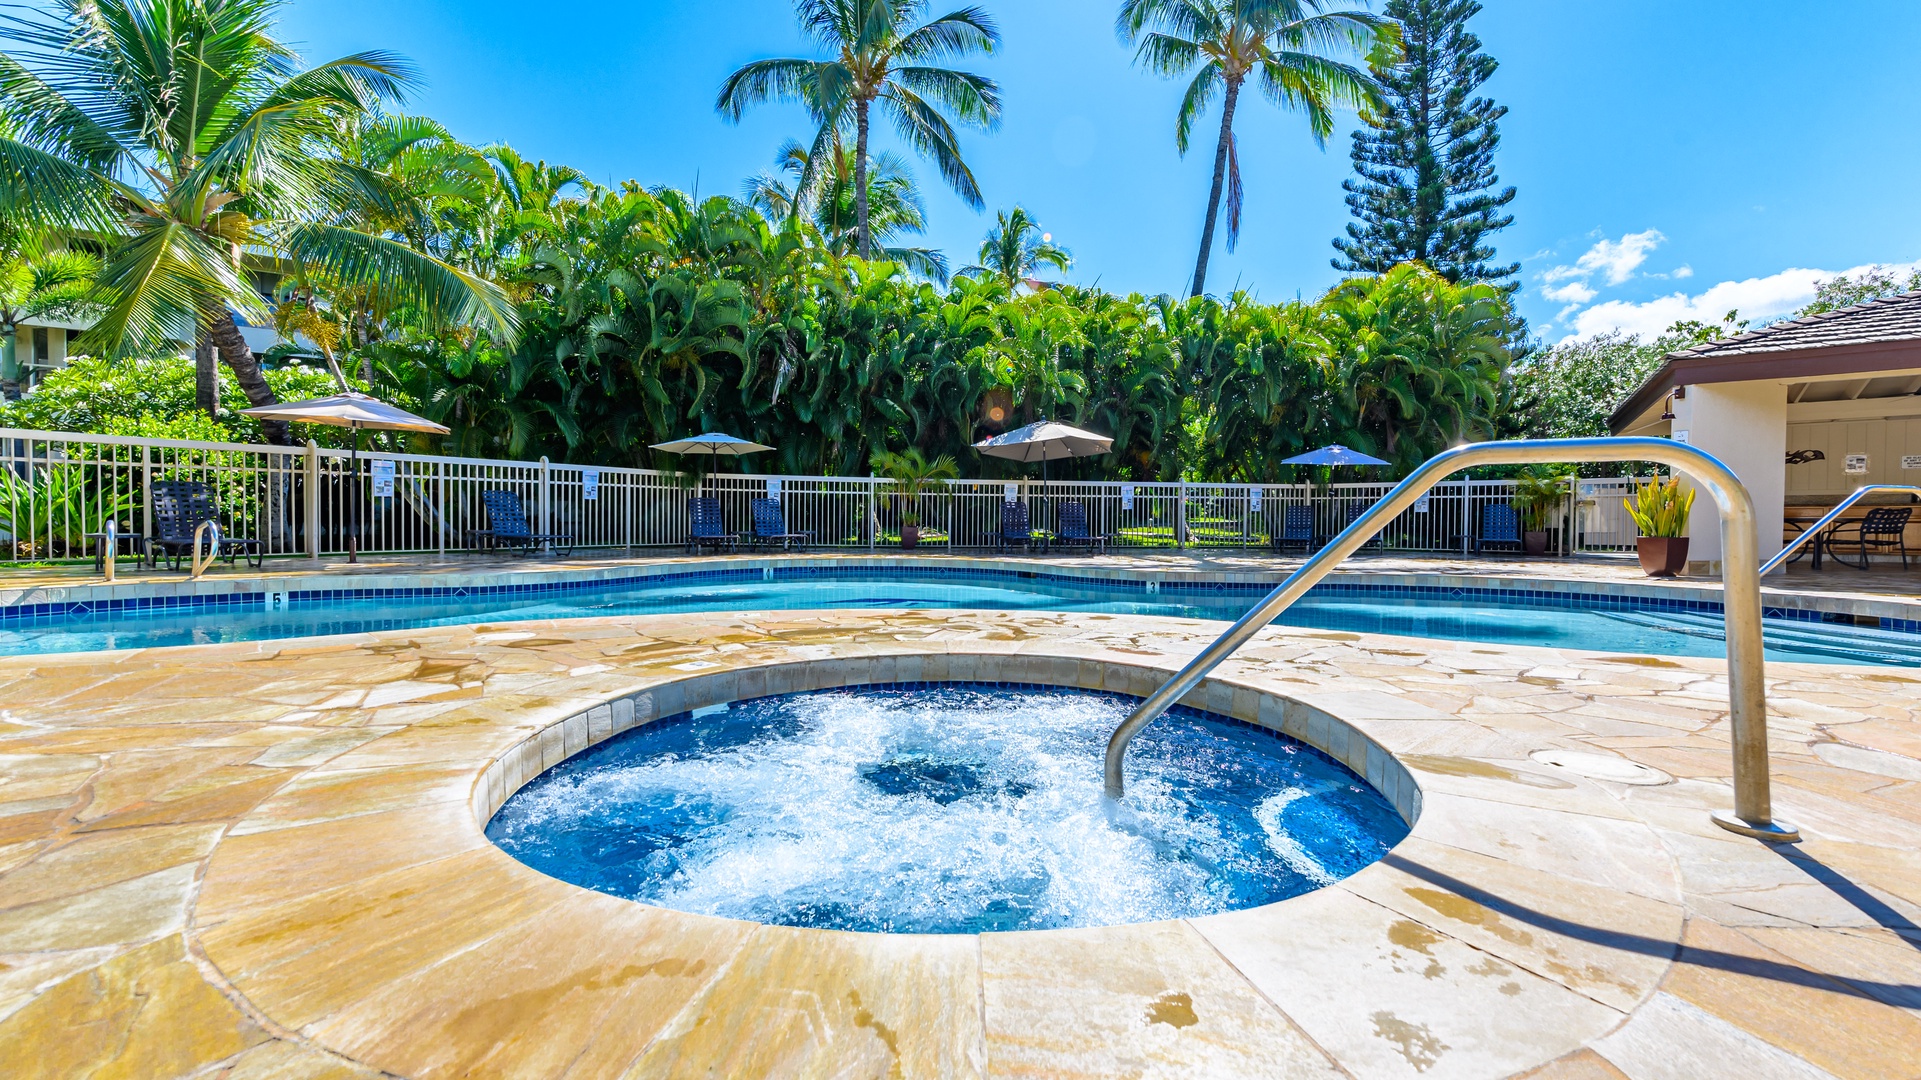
[[1761, 485, 1921, 576], [189, 521, 222, 581], [1103, 437, 1800, 843]]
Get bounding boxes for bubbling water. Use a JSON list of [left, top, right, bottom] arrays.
[[486, 685, 1408, 934]]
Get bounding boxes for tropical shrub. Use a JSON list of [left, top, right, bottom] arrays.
[[0, 464, 134, 558]]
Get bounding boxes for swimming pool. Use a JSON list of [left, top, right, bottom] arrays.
[[486, 684, 1408, 933], [5, 568, 1917, 665]]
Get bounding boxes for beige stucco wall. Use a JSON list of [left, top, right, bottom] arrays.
[[1671, 381, 1787, 574]]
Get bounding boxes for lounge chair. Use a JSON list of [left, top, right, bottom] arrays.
[[1475, 502, 1523, 553], [146, 481, 265, 570], [1270, 505, 1315, 553], [749, 498, 810, 551], [687, 497, 739, 554], [468, 489, 574, 556], [1826, 506, 1913, 570], [998, 501, 1043, 552], [1053, 501, 1109, 554]]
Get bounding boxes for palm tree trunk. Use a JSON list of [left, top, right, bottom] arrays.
[[209, 312, 292, 445], [194, 329, 218, 418], [854, 101, 873, 260], [1191, 77, 1243, 299]]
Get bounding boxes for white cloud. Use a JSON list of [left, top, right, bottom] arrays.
[[1543, 229, 1666, 287], [1560, 260, 1921, 340], [1672, 264, 1694, 280], [1540, 280, 1597, 305]]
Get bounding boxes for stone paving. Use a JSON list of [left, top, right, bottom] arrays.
[[0, 604, 1914, 1078]]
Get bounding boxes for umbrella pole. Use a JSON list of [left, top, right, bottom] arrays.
[[349, 426, 360, 564]]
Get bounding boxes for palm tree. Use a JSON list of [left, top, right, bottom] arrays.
[[744, 138, 948, 280], [1118, 0, 1393, 297], [717, 0, 1002, 260], [958, 207, 1070, 289], [0, 0, 516, 443]]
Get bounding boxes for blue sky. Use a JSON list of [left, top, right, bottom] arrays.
[[280, 0, 1921, 340]]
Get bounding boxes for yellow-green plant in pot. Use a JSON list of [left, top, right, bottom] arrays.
[[1625, 478, 1696, 576]]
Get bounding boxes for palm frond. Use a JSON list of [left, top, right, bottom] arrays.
[[890, 66, 1001, 128], [282, 223, 521, 343], [875, 84, 982, 208], [0, 135, 115, 231], [896, 7, 1001, 61]]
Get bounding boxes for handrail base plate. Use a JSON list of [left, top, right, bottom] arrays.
[[1712, 810, 1801, 844]]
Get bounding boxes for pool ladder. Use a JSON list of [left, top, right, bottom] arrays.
[[1103, 437, 1800, 843]]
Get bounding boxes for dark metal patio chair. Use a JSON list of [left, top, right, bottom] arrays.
[[1825, 506, 1913, 570], [468, 489, 574, 556], [686, 497, 739, 554], [147, 481, 264, 570], [749, 498, 810, 551]]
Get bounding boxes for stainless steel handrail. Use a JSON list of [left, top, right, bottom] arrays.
[[1761, 485, 1921, 576], [189, 520, 222, 581], [1103, 437, 1799, 843]]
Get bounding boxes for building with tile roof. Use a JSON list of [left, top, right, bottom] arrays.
[[1610, 292, 1921, 572]]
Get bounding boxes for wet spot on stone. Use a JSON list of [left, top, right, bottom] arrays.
[[1387, 919, 1443, 955], [1401, 755, 1573, 789], [1144, 991, 1198, 1029], [1372, 1010, 1447, 1072]]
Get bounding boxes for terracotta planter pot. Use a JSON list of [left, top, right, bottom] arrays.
[[1523, 530, 1549, 556], [900, 524, 920, 550], [1636, 536, 1689, 577]]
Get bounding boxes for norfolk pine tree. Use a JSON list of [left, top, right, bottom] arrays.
[[1331, 0, 1516, 290]]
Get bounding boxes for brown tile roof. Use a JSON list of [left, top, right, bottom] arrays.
[[1608, 290, 1921, 433], [1664, 289, 1921, 360]]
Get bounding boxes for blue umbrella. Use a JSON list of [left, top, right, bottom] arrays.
[[1281, 444, 1390, 467]]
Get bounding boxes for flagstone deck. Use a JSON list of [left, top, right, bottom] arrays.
[[0, 609, 1916, 1078]]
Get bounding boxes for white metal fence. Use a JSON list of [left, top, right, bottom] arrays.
[[0, 427, 1647, 563]]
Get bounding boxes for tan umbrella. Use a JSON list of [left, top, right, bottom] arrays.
[[241, 392, 449, 563], [974, 420, 1113, 483]]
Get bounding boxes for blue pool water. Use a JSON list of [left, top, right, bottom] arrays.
[[4, 569, 1918, 665], [486, 685, 1408, 933]]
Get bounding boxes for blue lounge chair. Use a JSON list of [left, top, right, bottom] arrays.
[[1053, 501, 1108, 553], [469, 489, 574, 555], [749, 498, 810, 551], [687, 497, 738, 554], [1476, 502, 1523, 553], [999, 501, 1042, 552], [1271, 504, 1315, 553]]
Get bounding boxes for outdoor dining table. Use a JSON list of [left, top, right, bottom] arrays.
[[1783, 515, 1836, 569]]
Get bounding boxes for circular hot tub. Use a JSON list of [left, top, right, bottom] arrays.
[[485, 681, 1410, 934]]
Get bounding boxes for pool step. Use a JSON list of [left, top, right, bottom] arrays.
[[1598, 610, 1921, 665]]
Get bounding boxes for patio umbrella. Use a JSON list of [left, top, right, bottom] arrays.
[[973, 420, 1113, 482], [1281, 444, 1390, 467], [240, 392, 449, 564], [651, 432, 774, 491]]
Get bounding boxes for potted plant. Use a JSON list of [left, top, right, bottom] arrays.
[[871, 448, 959, 549], [1510, 468, 1570, 556], [1625, 477, 1696, 576]]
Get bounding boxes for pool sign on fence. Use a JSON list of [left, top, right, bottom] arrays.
[[370, 459, 395, 498], [581, 468, 600, 501], [1122, 485, 1135, 510], [1005, 483, 1017, 503], [1250, 487, 1262, 512], [767, 478, 781, 498]]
